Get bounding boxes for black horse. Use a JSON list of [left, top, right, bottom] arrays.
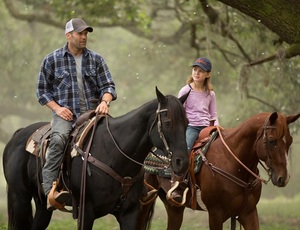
[[3, 87, 189, 230]]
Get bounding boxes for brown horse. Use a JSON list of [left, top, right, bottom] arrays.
[[139, 112, 300, 230]]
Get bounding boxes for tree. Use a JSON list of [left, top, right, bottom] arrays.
[[1, 0, 299, 144], [4, 0, 300, 62]]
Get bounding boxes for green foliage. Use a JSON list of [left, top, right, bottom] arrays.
[[23, 0, 152, 33], [2, 0, 300, 140]]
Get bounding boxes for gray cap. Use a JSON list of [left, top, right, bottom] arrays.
[[65, 18, 93, 34]]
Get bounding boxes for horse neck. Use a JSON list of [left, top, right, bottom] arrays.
[[225, 115, 266, 169], [103, 100, 158, 163]]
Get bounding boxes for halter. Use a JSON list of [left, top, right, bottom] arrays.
[[107, 102, 171, 167]]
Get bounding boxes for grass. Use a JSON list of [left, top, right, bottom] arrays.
[[1, 195, 299, 229]]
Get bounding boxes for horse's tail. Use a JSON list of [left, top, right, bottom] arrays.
[[6, 186, 13, 229], [5, 127, 32, 229], [142, 200, 156, 230], [6, 180, 33, 229]]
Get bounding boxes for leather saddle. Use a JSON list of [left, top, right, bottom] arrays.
[[25, 110, 105, 165]]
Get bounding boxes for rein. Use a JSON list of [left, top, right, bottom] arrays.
[[106, 102, 171, 167], [78, 111, 100, 230], [215, 120, 271, 185], [217, 113, 276, 184], [198, 118, 276, 224]]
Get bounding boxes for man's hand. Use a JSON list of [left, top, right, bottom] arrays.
[[55, 107, 73, 121], [95, 101, 109, 114]]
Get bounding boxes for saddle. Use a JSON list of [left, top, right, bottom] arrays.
[[25, 110, 106, 204], [25, 110, 103, 163]]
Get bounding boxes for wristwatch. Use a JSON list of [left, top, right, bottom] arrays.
[[101, 100, 110, 107]]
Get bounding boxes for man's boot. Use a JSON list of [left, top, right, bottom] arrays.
[[47, 180, 70, 211]]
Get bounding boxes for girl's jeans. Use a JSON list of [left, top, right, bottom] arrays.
[[186, 125, 206, 153]]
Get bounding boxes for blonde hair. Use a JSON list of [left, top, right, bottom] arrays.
[[186, 75, 214, 92]]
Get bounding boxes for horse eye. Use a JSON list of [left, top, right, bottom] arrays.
[[163, 119, 171, 128], [268, 139, 276, 146]]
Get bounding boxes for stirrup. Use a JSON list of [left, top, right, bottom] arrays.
[[166, 181, 189, 207], [140, 179, 158, 205], [47, 181, 72, 212]]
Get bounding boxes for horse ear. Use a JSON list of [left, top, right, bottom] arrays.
[[178, 89, 191, 104], [286, 113, 300, 125], [269, 112, 278, 124], [156, 86, 167, 104]]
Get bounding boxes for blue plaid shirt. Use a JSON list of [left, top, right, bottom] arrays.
[[36, 43, 117, 119]]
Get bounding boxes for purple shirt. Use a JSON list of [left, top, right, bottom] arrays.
[[178, 84, 218, 126]]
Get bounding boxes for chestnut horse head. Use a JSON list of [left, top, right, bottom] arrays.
[[254, 112, 300, 187]]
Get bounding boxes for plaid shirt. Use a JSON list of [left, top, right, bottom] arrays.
[[36, 43, 117, 119]]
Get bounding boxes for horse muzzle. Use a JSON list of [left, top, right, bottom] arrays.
[[271, 169, 290, 187], [171, 154, 189, 176]]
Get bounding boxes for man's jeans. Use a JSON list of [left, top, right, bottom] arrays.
[[42, 114, 73, 195]]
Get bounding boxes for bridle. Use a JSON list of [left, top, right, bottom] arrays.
[[148, 102, 173, 159], [254, 114, 278, 179]]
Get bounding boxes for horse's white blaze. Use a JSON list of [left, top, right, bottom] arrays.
[[285, 151, 291, 184], [282, 136, 286, 144]]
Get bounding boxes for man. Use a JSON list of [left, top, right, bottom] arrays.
[[36, 18, 117, 210]]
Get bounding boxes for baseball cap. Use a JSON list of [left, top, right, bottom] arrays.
[[65, 18, 93, 34], [191, 57, 212, 72]]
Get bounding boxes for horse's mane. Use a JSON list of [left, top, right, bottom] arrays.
[[113, 95, 187, 129], [229, 112, 290, 140], [165, 95, 188, 129]]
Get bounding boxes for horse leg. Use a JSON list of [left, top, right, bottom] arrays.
[[78, 201, 95, 230], [32, 196, 53, 230], [138, 199, 157, 230], [6, 186, 33, 230], [117, 204, 141, 230], [237, 207, 259, 230], [137, 174, 160, 230], [207, 209, 224, 230], [159, 190, 185, 230]]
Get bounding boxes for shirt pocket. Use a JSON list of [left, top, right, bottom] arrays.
[[84, 68, 98, 92], [54, 70, 71, 90]]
